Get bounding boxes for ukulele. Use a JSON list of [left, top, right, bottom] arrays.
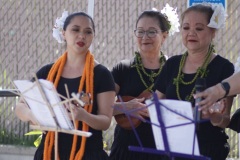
[[71, 91, 92, 107], [114, 90, 152, 130]]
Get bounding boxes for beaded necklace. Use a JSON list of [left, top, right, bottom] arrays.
[[173, 45, 215, 102], [131, 51, 166, 92]]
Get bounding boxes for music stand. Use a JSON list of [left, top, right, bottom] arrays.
[[12, 78, 92, 160], [114, 93, 210, 160]]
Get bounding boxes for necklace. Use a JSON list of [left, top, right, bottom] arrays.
[[173, 44, 215, 102], [132, 51, 166, 92]]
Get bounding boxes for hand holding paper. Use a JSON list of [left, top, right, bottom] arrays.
[[13, 79, 92, 137]]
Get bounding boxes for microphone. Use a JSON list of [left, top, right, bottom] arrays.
[[194, 78, 206, 128]]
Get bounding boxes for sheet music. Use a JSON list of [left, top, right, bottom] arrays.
[[146, 99, 200, 156], [14, 79, 73, 130]]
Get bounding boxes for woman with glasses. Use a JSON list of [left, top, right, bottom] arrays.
[[109, 10, 172, 160]]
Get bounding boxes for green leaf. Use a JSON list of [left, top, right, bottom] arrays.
[[25, 130, 42, 136], [34, 135, 42, 147]]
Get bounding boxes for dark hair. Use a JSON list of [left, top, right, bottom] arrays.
[[135, 10, 171, 33], [63, 12, 95, 33], [181, 4, 214, 24]]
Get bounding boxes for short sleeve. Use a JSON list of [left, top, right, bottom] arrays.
[[94, 64, 115, 94], [31, 63, 53, 81], [154, 56, 179, 94], [219, 60, 234, 80], [154, 62, 168, 94], [111, 60, 131, 87]]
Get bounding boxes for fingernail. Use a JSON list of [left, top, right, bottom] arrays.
[[209, 108, 213, 113]]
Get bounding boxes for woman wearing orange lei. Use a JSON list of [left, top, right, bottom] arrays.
[[15, 11, 115, 160]]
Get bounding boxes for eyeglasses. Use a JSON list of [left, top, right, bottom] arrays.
[[134, 29, 162, 38]]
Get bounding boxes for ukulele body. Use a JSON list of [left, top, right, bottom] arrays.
[[114, 90, 152, 130]]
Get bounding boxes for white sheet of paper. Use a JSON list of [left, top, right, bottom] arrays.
[[14, 79, 73, 130], [39, 80, 74, 129], [146, 99, 200, 156]]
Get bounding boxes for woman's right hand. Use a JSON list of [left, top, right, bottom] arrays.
[[15, 99, 38, 125], [195, 83, 224, 110], [201, 100, 225, 119], [26, 107, 39, 125], [125, 97, 148, 120]]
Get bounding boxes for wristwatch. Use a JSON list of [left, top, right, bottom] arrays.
[[220, 82, 230, 98]]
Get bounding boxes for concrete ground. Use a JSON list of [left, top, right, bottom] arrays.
[[0, 145, 36, 160]]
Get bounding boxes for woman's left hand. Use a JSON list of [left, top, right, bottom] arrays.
[[65, 103, 87, 121]]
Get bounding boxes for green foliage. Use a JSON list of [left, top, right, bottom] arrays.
[[24, 130, 42, 135], [0, 129, 38, 147], [25, 130, 42, 147]]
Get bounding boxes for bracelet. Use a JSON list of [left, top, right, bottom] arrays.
[[211, 116, 224, 126]]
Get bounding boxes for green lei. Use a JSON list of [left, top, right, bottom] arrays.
[[131, 51, 166, 92], [173, 44, 215, 103]]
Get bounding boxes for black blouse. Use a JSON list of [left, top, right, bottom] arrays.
[[155, 54, 234, 144], [34, 63, 115, 160]]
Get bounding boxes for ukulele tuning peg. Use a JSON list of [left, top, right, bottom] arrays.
[[88, 93, 91, 98], [79, 91, 85, 97]]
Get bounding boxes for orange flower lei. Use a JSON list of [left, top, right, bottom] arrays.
[[44, 50, 94, 160]]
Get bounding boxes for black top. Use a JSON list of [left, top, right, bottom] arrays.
[[34, 63, 115, 160], [155, 54, 234, 159], [110, 58, 168, 160]]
